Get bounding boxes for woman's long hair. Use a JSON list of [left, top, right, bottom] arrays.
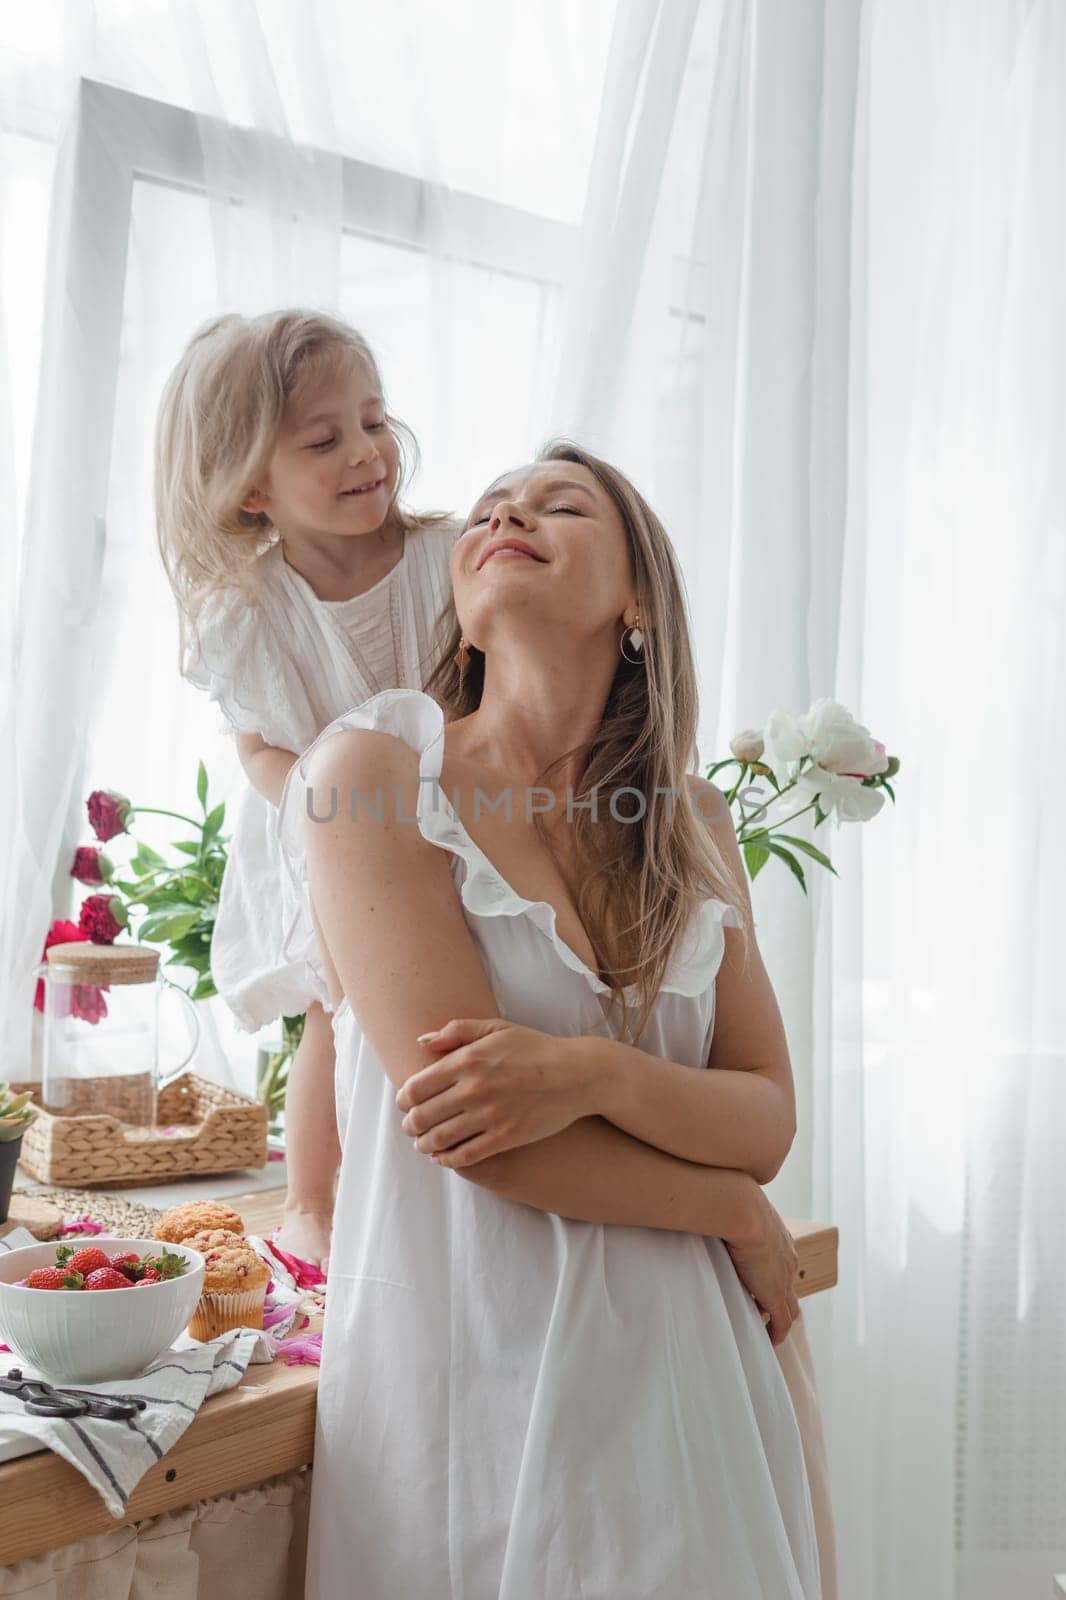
[[425, 439, 751, 1043]]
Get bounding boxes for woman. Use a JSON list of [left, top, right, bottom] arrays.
[[278, 442, 824, 1597]]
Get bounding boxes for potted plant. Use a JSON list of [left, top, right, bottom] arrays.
[[0, 1083, 37, 1223]]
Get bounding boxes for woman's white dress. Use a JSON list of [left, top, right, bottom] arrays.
[[277, 688, 822, 1599], [181, 525, 458, 1028]]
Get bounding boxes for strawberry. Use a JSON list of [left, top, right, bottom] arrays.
[[25, 1266, 71, 1290], [110, 1251, 143, 1281], [142, 1248, 188, 1281], [135, 1267, 160, 1285], [64, 1247, 111, 1278], [83, 1267, 134, 1291]]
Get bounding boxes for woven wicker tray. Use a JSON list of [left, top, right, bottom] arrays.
[[11, 1073, 268, 1188]]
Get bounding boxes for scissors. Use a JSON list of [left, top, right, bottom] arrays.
[[0, 1367, 148, 1421]]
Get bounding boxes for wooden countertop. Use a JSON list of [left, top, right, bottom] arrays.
[[0, 1188, 836, 1567]]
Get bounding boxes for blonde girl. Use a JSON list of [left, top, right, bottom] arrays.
[[155, 309, 459, 1267]]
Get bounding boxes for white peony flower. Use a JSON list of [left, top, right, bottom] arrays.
[[761, 709, 810, 784], [795, 767, 886, 824], [762, 699, 889, 790], [799, 699, 889, 778], [730, 728, 765, 764]]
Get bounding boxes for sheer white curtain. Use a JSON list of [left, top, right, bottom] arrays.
[[822, 4, 1066, 1596], [1, 2, 1061, 1596]]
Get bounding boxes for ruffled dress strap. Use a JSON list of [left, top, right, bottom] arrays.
[[276, 688, 742, 1005], [182, 566, 320, 752]]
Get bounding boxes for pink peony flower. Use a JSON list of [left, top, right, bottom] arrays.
[[71, 847, 113, 886], [275, 1331, 323, 1366], [58, 1215, 107, 1236], [78, 894, 128, 945], [265, 1238, 328, 1289], [87, 789, 132, 843]]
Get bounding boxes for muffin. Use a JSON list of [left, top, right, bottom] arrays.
[[155, 1201, 245, 1245], [183, 1228, 270, 1340]]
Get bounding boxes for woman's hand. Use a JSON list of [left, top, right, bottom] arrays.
[[723, 1182, 800, 1347], [394, 1018, 595, 1169]]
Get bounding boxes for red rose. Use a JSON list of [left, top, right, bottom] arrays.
[[86, 789, 132, 843], [71, 984, 109, 1024], [71, 846, 113, 886], [33, 919, 88, 1013], [78, 895, 128, 945]]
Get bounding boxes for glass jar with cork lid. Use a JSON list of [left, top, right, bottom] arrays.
[[34, 943, 200, 1128]]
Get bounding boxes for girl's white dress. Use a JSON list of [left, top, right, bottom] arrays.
[[182, 525, 458, 1028], [276, 688, 822, 1599]]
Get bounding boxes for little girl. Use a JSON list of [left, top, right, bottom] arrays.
[[155, 308, 460, 1267]]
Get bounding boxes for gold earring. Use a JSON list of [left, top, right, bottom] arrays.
[[619, 609, 646, 664], [454, 635, 471, 671]]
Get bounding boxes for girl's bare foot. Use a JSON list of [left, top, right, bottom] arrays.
[[276, 1205, 333, 1272]]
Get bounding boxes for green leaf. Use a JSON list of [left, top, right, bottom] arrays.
[[774, 833, 839, 876], [704, 758, 740, 781], [113, 879, 147, 898], [130, 841, 167, 871], [137, 910, 201, 942], [742, 839, 771, 880], [765, 839, 808, 894], [196, 761, 208, 812], [190, 974, 217, 1001], [173, 841, 201, 857], [202, 803, 226, 841], [883, 781, 896, 803], [136, 886, 189, 911]]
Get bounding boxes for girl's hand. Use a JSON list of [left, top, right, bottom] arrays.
[[723, 1183, 800, 1347], [395, 1018, 595, 1169]]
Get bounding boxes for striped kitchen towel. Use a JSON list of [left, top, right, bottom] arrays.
[[0, 1226, 271, 1516]]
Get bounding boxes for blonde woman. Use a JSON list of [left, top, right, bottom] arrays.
[[155, 310, 459, 1268], [279, 443, 829, 1596]]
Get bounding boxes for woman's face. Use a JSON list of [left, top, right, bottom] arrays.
[[452, 461, 635, 653], [243, 358, 401, 541]]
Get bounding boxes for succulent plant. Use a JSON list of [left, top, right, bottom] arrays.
[[0, 1082, 36, 1143]]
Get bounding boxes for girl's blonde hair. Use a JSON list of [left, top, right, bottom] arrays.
[[425, 439, 752, 1044], [155, 308, 450, 644]]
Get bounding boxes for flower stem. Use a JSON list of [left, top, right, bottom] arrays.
[[738, 796, 820, 839], [133, 806, 203, 830]]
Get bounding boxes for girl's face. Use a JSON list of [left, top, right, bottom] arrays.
[[243, 359, 401, 540], [451, 460, 636, 650]]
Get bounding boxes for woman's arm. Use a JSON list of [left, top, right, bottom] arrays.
[[236, 729, 300, 807], [570, 1030, 794, 1185], [303, 730, 764, 1241], [568, 776, 797, 1183]]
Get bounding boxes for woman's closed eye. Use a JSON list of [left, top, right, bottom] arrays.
[[468, 504, 582, 527]]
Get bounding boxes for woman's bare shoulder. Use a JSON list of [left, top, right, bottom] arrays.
[[303, 724, 432, 847]]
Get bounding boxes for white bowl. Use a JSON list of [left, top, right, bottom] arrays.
[[0, 1237, 204, 1383]]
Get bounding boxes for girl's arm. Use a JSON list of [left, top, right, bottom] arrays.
[[236, 730, 300, 808], [302, 730, 773, 1245]]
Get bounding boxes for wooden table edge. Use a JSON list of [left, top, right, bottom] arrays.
[[0, 1195, 837, 1566]]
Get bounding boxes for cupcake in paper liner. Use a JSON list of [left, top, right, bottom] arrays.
[[182, 1228, 271, 1340]]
